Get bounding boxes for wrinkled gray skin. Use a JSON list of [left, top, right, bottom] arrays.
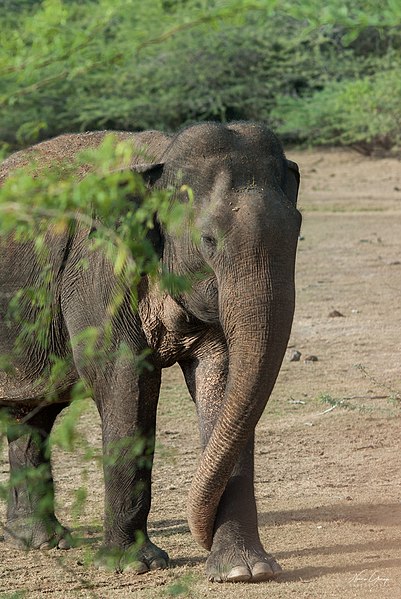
[[0, 123, 301, 582]]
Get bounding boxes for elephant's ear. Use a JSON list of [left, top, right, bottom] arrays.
[[284, 159, 300, 205], [132, 162, 164, 187], [145, 213, 164, 259], [131, 163, 165, 259]]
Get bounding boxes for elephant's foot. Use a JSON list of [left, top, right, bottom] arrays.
[[206, 544, 282, 583], [95, 539, 169, 573], [4, 515, 72, 550]]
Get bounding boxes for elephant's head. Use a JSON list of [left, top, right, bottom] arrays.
[[136, 122, 301, 550]]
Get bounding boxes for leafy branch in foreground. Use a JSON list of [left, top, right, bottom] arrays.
[[0, 135, 185, 559]]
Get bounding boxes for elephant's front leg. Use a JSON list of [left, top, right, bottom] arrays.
[[95, 364, 168, 573], [181, 354, 281, 583]]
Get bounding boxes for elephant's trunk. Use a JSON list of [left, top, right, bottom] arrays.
[[187, 246, 296, 550]]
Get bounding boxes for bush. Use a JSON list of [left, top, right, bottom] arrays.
[[274, 64, 401, 154], [1, 0, 401, 153]]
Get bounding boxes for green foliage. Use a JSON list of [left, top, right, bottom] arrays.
[[0, 134, 172, 279], [50, 397, 93, 453], [0, 135, 179, 406], [163, 574, 197, 596], [275, 64, 401, 154], [318, 389, 401, 415], [0, 0, 267, 149], [0, 135, 184, 551], [1, 0, 401, 153], [103, 434, 155, 470]]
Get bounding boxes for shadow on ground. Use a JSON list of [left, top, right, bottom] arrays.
[[260, 502, 401, 528]]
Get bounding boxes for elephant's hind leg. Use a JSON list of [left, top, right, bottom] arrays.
[[5, 401, 71, 550]]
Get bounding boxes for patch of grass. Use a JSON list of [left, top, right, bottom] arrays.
[[163, 574, 197, 597], [318, 391, 400, 416], [318, 393, 365, 412]]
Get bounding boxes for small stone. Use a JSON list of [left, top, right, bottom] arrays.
[[289, 350, 302, 362], [304, 355, 318, 362], [329, 310, 344, 317]]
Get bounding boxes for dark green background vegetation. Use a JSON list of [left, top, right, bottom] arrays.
[[1, 0, 401, 154]]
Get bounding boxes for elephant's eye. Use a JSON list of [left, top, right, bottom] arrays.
[[201, 235, 216, 247], [201, 235, 217, 257]]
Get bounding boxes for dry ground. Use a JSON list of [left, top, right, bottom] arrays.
[[0, 148, 400, 598]]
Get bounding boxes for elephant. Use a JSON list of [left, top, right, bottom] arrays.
[[0, 122, 301, 582]]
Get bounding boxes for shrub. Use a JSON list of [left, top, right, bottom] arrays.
[[274, 64, 401, 154]]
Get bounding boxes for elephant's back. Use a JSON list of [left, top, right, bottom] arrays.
[[0, 129, 171, 183]]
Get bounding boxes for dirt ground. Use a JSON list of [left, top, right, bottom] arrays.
[[0, 148, 400, 598]]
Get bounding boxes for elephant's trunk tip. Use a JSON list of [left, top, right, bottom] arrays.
[[187, 500, 214, 551]]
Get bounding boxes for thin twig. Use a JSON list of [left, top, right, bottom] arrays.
[[317, 405, 337, 416]]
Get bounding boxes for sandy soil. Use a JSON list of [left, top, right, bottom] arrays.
[[0, 148, 400, 598]]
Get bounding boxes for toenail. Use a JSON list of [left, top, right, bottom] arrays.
[[227, 565, 252, 581]]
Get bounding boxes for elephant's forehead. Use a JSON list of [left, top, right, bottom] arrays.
[[171, 152, 283, 192], [166, 122, 284, 164], [170, 122, 239, 153], [163, 123, 286, 194]]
